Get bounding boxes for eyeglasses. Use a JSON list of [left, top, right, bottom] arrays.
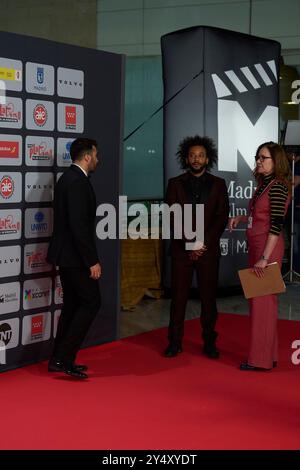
[[255, 156, 273, 162]]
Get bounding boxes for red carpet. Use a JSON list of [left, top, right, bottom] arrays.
[[0, 313, 300, 450]]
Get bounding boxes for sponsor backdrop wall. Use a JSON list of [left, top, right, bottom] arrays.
[[0, 31, 124, 371], [161, 26, 280, 287]]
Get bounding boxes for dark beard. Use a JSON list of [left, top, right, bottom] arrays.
[[188, 164, 206, 175]]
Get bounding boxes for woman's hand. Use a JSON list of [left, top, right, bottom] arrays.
[[229, 216, 242, 231], [253, 258, 268, 277]]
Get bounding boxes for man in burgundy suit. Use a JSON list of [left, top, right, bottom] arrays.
[[165, 136, 229, 358]]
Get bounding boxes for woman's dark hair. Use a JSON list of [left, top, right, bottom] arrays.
[[176, 135, 218, 171], [254, 141, 292, 190], [70, 138, 98, 162]]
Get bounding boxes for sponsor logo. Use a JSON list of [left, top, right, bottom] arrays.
[[26, 63, 54, 95], [34, 211, 46, 229], [37, 67, 44, 85], [24, 288, 49, 300], [57, 67, 84, 99], [57, 138, 74, 166], [31, 314, 44, 340], [65, 105, 76, 129], [26, 183, 53, 193], [25, 172, 54, 202], [29, 142, 51, 160], [24, 243, 51, 274], [25, 208, 52, 238], [26, 99, 54, 131], [23, 278, 52, 309], [0, 210, 21, 238], [0, 292, 18, 305], [57, 103, 83, 133], [220, 239, 229, 256], [0, 141, 19, 158], [33, 104, 47, 127], [0, 282, 20, 315], [26, 137, 54, 165], [0, 135, 22, 166], [0, 172, 22, 203], [0, 58, 22, 92], [0, 67, 21, 81], [0, 175, 14, 199], [0, 254, 20, 265], [0, 318, 19, 349], [0, 322, 12, 345], [0, 101, 21, 125], [22, 313, 50, 345], [0, 245, 21, 277], [59, 78, 83, 87], [24, 289, 31, 300]]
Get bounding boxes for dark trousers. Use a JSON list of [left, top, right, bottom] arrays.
[[52, 267, 101, 364], [168, 254, 220, 345]]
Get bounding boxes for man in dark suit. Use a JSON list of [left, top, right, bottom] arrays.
[[165, 135, 229, 359], [47, 138, 101, 379]]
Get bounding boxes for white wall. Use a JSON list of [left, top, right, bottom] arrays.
[[97, 0, 300, 67]]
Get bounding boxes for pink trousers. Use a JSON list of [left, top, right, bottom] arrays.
[[247, 233, 284, 369]]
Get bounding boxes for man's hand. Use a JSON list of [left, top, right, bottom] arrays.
[[189, 245, 207, 261], [90, 263, 102, 280]]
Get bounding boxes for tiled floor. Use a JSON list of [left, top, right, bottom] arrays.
[[120, 283, 300, 338]]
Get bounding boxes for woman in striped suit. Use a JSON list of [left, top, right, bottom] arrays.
[[229, 142, 291, 371]]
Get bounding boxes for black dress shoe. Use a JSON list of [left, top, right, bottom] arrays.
[[63, 365, 88, 379], [48, 359, 88, 373], [72, 363, 88, 371], [164, 343, 182, 357], [203, 344, 220, 359], [240, 362, 271, 371]]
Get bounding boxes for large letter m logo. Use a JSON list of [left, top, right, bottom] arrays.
[[217, 100, 278, 172]]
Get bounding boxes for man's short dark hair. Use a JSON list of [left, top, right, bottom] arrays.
[[176, 135, 218, 171], [70, 138, 98, 162]]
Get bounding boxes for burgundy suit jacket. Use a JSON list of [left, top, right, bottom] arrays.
[[166, 171, 229, 259]]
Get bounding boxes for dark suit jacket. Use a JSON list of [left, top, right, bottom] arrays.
[[166, 171, 229, 258], [47, 164, 99, 268]]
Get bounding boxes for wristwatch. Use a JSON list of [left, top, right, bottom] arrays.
[[260, 255, 268, 261]]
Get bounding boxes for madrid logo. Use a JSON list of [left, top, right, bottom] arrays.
[[0, 175, 14, 199], [33, 104, 47, 127]]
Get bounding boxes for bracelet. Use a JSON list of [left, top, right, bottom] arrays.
[[260, 255, 268, 261]]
